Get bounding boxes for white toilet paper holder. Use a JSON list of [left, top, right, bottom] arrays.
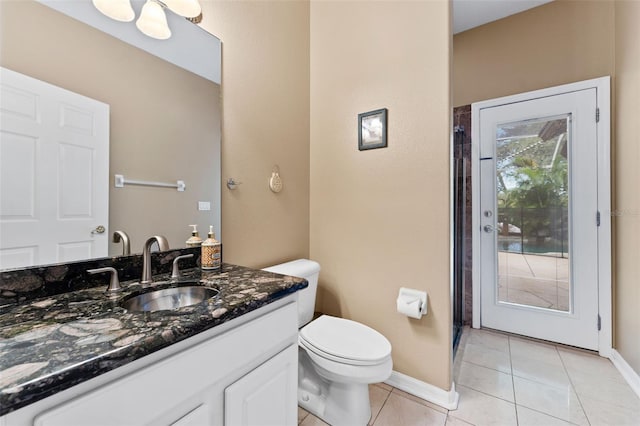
[[397, 287, 428, 318]]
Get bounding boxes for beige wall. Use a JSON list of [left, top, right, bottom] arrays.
[[454, 0, 640, 373], [453, 0, 614, 107], [614, 0, 640, 373], [310, 1, 452, 389], [0, 1, 220, 256], [199, 0, 310, 268]]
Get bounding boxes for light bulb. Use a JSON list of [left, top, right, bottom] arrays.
[[163, 0, 201, 18], [92, 0, 135, 22], [136, 0, 171, 40]]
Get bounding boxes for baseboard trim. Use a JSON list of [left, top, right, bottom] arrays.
[[384, 371, 459, 410], [610, 349, 640, 399]]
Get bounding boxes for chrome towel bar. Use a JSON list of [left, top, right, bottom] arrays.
[[114, 174, 185, 191]]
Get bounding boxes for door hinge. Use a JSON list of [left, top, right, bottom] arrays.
[[597, 314, 602, 331], [596, 211, 601, 226], [596, 108, 600, 123]]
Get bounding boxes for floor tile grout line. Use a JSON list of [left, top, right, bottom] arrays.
[[464, 333, 511, 346], [457, 361, 522, 404], [556, 343, 593, 426], [370, 387, 393, 426], [298, 408, 309, 425], [446, 412, 476, 426], [507, 336, 520, 426], [389, 386, 449, 414], [508, 342, 575, 390], [509, 372, 572, 391], [514, 403, 585, 426], [456, 383, 517, 406], [460, 358, 512, 375]]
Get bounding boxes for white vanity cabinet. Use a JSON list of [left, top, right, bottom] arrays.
[[2, 297, 299, 426]]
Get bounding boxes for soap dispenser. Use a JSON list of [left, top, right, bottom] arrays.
[[201, 226, 222, 270], [185, 224, 203, 247]]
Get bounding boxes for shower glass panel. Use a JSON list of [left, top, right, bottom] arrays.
[[495, 114, 570, 312]]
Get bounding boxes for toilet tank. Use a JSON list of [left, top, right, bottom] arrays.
[[262, 259, 321, 327]]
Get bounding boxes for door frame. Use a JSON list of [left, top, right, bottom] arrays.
[[471, 77, 612, 356]]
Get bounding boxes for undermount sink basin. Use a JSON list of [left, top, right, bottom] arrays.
[[121, 285, 219, 312]]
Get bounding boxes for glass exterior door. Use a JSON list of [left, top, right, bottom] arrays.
[[477, 88, 600, 350]]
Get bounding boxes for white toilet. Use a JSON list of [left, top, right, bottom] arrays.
[[263, 259, 392, 426]]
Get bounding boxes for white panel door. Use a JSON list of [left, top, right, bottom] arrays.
[[475, 86, 605, 350], [225, 344, 298, 426], [0, 67, 109, 269]]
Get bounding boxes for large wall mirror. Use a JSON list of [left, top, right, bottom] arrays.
[[0, 0, 221, 270]]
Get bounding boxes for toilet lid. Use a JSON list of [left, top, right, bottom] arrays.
[[299, 315, 391, 364]]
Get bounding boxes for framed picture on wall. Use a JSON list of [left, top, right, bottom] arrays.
[[358, 108, 388, 151]]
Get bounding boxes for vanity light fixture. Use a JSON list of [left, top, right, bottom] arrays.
[[136, 0, 171, 39], [92, 0, 202, 40]]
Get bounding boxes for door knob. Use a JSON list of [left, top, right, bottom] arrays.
[[483, 225, 495, 233], [91, 225, 106, 234]]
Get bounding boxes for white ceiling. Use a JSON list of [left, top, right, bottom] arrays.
[[453, 0, 554, 34]]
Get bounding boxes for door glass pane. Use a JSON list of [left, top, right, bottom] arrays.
[[495, 114, 570, 312]]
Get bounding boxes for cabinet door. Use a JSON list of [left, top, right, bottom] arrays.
[[225, 344, 297, 426]]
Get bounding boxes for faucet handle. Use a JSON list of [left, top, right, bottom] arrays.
[[171, 254, 194, 279], [87, 267, 122, 294]]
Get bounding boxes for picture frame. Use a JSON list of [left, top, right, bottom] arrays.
[[358, 108, 388, 151]]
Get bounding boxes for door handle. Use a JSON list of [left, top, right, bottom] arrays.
[[483, 225, 496, 233], [91, 225, 106, 234]]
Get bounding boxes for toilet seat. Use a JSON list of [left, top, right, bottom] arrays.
[[299, 315, 392, 366]]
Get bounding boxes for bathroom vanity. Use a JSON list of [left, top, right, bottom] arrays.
[[0, 261, 307, 425]]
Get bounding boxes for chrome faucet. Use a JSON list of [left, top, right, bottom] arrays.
[[141, 235, 170, 285], [112, 231, 131, 256]]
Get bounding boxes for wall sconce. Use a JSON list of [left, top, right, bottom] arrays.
[[92, 0, 202, 40]]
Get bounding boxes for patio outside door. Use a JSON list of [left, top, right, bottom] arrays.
[[472, 79, 611, 351]]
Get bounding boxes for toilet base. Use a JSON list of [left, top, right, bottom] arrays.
[[298, 348, 373, 426], [299, 381, 372, 426]]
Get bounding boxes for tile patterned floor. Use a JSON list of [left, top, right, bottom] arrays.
[[298, 327, 640, 425]]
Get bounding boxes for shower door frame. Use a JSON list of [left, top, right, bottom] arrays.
[[470, 77, 612, 357]]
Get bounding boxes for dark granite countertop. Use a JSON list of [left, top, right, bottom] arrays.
[[0, 263, 307, 416]]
